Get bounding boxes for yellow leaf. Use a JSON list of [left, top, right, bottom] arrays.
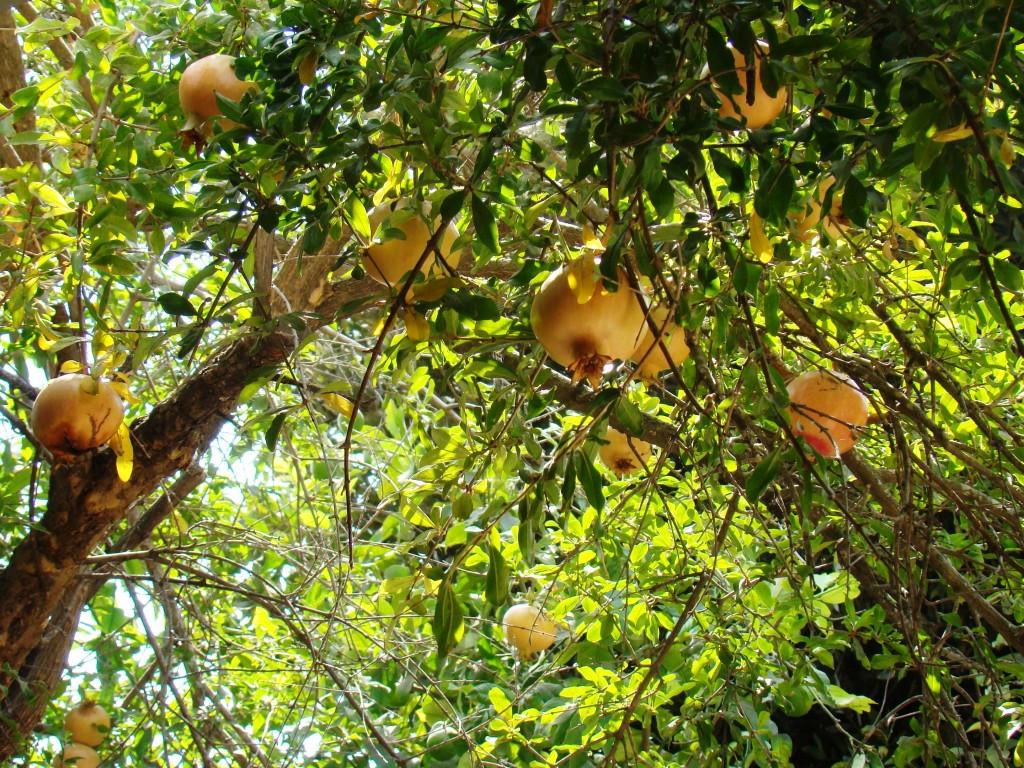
[[882, 237, 897, 261], [896, 226, 927, 252], [403, 309, 430, 342], [172, 510, 190, 537], [28, 182, 74, 214], [108, 377, 140, 404], [252, 606, 276, 637], [411, 276, 461, 303], [298, 51, 318, 85], [92, 332, 114, 356], [109, 421, 133, 482], [931, 124, 973, 143], [581, 224, 603, 251], [566, 257, 598, 303], [317, 392, 354, 417], [373, 312, 397, 337], [1001, 136, 1017, 166], [58, 360, 83, 374], [749, 210, 771, 262]]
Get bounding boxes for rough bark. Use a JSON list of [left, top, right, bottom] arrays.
[[0, 330, 295, 760], [0, 2, 38, 167]]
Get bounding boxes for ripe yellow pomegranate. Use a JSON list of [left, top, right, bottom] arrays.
[[30, 374, 125, 458], [530, 259, 647, 386], [502, 604, 558, 658], [598, 427, 652, 477], [57, 743, 99, 768], [712, 41, 786, 129], [792, 177, 849, 242], [630, 305, 690, 380], [362, 199, 461, 290], [785, 370, 869, 458], [64, 701, 110, 748], [178, 53, 258, 135]]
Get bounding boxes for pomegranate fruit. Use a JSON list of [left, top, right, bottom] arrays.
[[64, 701, 110, 747], [792, 177, 849, 242], [362, 198, 461, 291], [712, 41, 786, 129], [530, 259, 647, 386], [178, 53, 258, 136], [598, 427, 652, 477], [630, 305, 690, 380], [502, 604, 557, 658], [57, 743, 99, 768], [30, 374, 125, 458], [785, 370, 869, 458]]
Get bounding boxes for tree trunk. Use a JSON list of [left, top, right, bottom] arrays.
[[0, 2, 38, 166]]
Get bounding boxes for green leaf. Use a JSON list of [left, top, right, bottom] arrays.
[[433, 578, 463, 660], [517, 514, 537, 564], [826, 685, 875, 713], [822, 102, 873, 120], [265, 411, 288, 452], [877, 144, 915, 178], [754, 163, 795, 223], [575, 451, 604, 512], [440, 189, 466, 222], [523, 36, 551, 91], [842, 176, 868, 227], [705, 26, 734, 80], [992, 258, 1023, 291], [762, 284, 780, 335], [301, 221, 326, 254], [484, 545, 510, 606], [745, 446, 783, 504], [471, 142, 495, 184], [772, 34, 837, 57], [614, 398, 644, 437], [471, 194, 499, 254], [158, 293, 199, 317], [579, 76, 629, 102]]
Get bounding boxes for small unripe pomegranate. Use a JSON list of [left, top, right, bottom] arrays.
[[711, 40, 786, 129], [598, 427, 652, 477], [362, 198, 461, 290], [57, 743, 99, 768], [64, 700, 110, 747], [785, 370, 869, 458], [530, 259, 647, 387], [30, 374, 125, 458], [630, 305, 690, 380], [179, 53, 258, 135], [502, 604, 557, 658]]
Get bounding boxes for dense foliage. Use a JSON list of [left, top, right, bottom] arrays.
[[1, 0, 1024, 766]]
